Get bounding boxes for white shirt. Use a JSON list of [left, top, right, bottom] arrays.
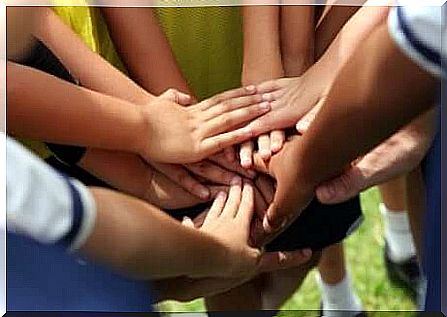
[[6, 137, 96, 251], [388, 1, 446, 78]]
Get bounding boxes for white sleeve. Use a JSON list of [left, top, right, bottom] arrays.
[[388, 2, 445, 78], [6, 138, 96, 251]]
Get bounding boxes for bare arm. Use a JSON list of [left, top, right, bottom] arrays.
[[34, 8, 154, 105], [81, 181, 263, 280], [262, 23, 437, 231], [101, 7, 192, 96], [242, 5, 284, 85], [7, 62, 144, 152]]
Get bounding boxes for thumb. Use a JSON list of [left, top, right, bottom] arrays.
[[296, 100, 324, 134], [182, 216, 196, 229], [315, 166, 365, 204], [161, 88, 192, 106]]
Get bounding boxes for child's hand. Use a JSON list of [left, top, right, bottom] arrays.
[[192, 178, 262, 279], [137, 86, 271, 164], [239, 130, 286, 168], [245, 75, 327, 137]]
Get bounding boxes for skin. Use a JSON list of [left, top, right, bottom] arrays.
[[80, 181, 312, 281], [256, 23, 437, 241], [206, 4, 315, 311]]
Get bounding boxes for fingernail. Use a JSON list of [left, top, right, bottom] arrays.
[[302, 249, 312, 257], [241, 159, 252, 168], [259, 101, 270, 111], [262, 215, 275, 233], [271, 143, 281, 153], [262, 93, 273, 101], [260, 149, 271, 160], [245, 85, 256, 93], [217, 191, 227, 200], [231, 176, 242, 186], [279, 252, 287, 263], [296, 120, 308, 133], [199, 188, 210, 199]]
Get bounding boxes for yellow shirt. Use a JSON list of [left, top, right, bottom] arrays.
[[53, 5, 243, 100]]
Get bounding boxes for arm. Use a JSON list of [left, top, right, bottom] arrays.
[[242, 5, 284, 85], [280, 5, 315, 77], [240, 5, 284, 165], [100, 8, 192, 96], [248, 4, 391, 135], [262, 22, 437, 232], [7, 62, 144, 152]]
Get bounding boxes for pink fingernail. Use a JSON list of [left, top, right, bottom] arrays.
[[303, 249, 312, 257], [262, 93, 272, 101], [199, 188, 210, 199], [245, 85, 256, 93], [259, 101, 271, 111], [231, 176, 242, 186]]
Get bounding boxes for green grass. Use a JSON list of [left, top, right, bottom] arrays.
[[159, 188, 417, 314]]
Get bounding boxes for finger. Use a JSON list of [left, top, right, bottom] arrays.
[[252, 152, 269, 174], [200, 126, 253, 158], [239, 141, 254, 169], [221, 177, 243, 218], [204, 102, 271, 136], [192, 210, 208, 228], [184, 160, 239, 186], [263, 180, 311, 234], [223, 147, 236, 163], [253, 185, 268, 220], [204, 191, 228, 223], [255, 78, 289, 94], [209, 151, 256, 179], [296, 103, 323, 134], [270, 130, 285, 153], [257, 134, 271, 160], [151, 163, 210, 200], [160, 88, 192, 106], [182, 217, 195, 229], [199, 85, 257, 110], [257, 249, 312, 274], [235, 182, 255, 228], [255, 174, 275, 204], [203, 94, 264, 120], [315, 166, 364, 204]]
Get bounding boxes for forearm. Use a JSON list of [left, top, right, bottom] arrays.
[[80, 187, 226, 279], [34, 8, 154, 105], [242, 5, 283, 84], [78, 149, 154, 201], [295, 24, 437, 189], [308, 4, 390, 89], [7, 62, 144, 152], [280, 6, 315, 76], [101, 8, 192, 96]]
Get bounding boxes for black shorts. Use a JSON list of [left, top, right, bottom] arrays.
[[167, 197, 363, 252]]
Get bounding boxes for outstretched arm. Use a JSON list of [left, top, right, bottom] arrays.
[[262, 22, 437, 233]]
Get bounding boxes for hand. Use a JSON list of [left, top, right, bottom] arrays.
[[155, 246, 312, 302], [314, 109, 436, 204], [145, 166, 227, 210], [182, 151, 257, 188], [239, 130, 286, 169], [251, 137, 315, 246], [246, 75, 327, 137], [193, 178, 262, 279], [137, 86, 271, 164]]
